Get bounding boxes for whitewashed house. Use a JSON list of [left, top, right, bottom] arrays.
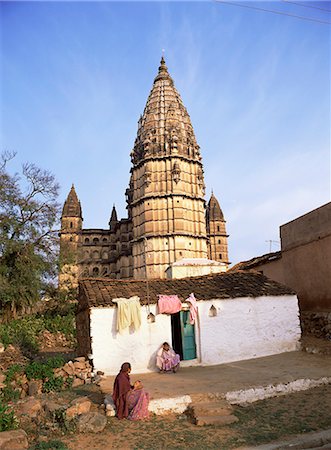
[[76, 271, 301, 375]]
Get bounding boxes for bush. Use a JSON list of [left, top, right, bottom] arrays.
[[24, 357, 65, 393], [0, 311, 76, 355], [0, 317, 42, 355], [30, 440, 69, 450], [0, 399, 18, 431]]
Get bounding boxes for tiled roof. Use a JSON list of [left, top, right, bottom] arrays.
[[229, 251, 282, 272], [78, 271, 295, 310]]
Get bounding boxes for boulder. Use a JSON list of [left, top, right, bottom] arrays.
[[62, 362, 75, 376], [28, 380, 43, 397], [74, 357, 86, 363], [0, 429, 28, 449], [76, 412, 107, 433], [43, 400, 64, 417], [0, 373, 6, 390], [73, 361, 86, 371], [19, 397, 42, 417], [72, 378, 84, 388], [66, 396, 91, 419]]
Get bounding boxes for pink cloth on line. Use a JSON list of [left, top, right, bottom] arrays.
[[158, 295, 182, 314], [186, 293, 198, 325]]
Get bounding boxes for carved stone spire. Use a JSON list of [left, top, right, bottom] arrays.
[[206, 192, 229, 267], [206, 192, 224, 222], [109, 205, 118, 230], [130, 56, 202, 166], [128, 58, 208, 279], [62, 184, 82, 219]]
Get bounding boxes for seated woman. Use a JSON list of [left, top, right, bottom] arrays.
[[112, 362, 132, 419], [156, 342, 180, 373], [126, 380, 150, 421]]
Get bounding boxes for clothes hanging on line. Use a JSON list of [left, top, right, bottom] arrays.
[[185, 293, 198, 325], [113, 296, 141, 334], [158, 295, 182, 314]]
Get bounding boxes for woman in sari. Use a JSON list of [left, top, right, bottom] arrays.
[[156, 342, 180, 373], [112, 362, 132, 419], [126, 380, 150, 420]]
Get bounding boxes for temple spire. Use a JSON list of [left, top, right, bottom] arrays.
[[62, 185, 82, 219]]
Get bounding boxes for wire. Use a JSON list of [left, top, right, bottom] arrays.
[[282, 0, 331, 13], [215, 0, 331, 25]]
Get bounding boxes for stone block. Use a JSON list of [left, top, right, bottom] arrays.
[[74, 357, 86, 363], [28, 380, 43, 397], [19, 398, 42, 417], [73, 361, 86, 370], [0, 430, 28, 449], [72, 378, 84, 388], [43, 400, 64, 417], [76, 412, 107, 433], [66, 397, 91, 419], [63, 363, 75, 376]]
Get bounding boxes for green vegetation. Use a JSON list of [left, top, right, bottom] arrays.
[[0, 151, 60, 321], [29, 440, 69, 450], [0, 399, 18, 432], [0, 308, 76, 356]]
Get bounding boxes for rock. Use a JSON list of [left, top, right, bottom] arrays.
[[72, 378, 84, 388], [0, 429, 29, 449], [195, 414, 239, 426], [0, 373, 6, 389], [63, 362, 75, 376], [28, 380, 43, 397], [43, 400, 64, 417], [19, 397, 42, 417], [53, 368, 67, 378], [66, 397, 91, 419], [73, 361, 86, 370], [0, 344, 4, 354], [76, 412, 107, 433], [74, 357, 86, 363]]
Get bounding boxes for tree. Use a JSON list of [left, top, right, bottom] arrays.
[[0, 151, 60, 320]]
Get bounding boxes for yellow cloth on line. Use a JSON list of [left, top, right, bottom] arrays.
[[113, 296, 141, 334]]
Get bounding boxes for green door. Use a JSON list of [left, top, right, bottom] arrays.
[[180, 310, 197, 360]]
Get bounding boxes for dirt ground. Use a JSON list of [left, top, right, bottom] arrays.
[[26, 383, 331, 450]]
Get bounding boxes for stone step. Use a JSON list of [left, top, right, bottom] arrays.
[[195, 414, 239, 427], [191, 401, 234, 416]]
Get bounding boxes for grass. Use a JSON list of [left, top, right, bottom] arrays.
[[59, 384, 331, 449]]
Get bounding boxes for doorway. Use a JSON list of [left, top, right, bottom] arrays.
[[171, 311, 197, 361]]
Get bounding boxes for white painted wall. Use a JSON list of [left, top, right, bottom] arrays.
[[90, 295, 301, 374], [90, 303, 172, 375], [198, 295, 301, 365]]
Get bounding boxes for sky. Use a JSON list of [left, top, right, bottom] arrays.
[[1, 1, 330, 265]]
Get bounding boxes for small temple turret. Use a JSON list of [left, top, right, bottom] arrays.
[[59, 185, 83, 289], [206, 192, 229, 268], [109, 205, 118, 231]]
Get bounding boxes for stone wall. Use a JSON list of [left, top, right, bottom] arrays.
[[300, 311, 331, 339]]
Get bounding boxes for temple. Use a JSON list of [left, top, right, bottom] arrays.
[[59, 58, 229, 286]]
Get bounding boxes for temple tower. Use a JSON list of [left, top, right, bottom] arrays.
[[128, 57, 208, 279], [59, 185, 83, 289], [206, 192, 229, 268]]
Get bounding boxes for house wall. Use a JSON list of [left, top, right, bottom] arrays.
[[280, 202, 331, 311], [166, 262, 227, 279], [89, 294, 300, 374], [90, 303, 172, 375], [251, 258, 286, 285], [198, 295, 300, 365]]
